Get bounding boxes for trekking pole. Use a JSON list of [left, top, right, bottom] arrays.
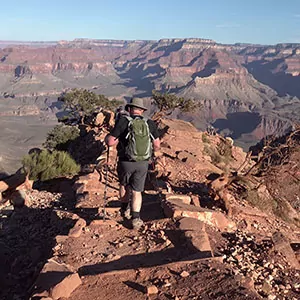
[[102, 147, 110, 221]]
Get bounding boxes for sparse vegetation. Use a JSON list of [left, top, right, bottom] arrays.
[[22, 149, 80, 181], [204, 145, 222, 164], [151, 90, 201, 121], [60, 88, 122, 123], [246, 189, 270, 211], [204, 139, 233, 167], [217, 139, 233, 158], [202, 133, 210, 144], [43, 125, 80, 151]]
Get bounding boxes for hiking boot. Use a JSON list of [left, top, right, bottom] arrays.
[[131, 218, 144, 230], [120, 207, 131, 220]]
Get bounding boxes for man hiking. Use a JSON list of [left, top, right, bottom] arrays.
[[105, 97, 160, 229]]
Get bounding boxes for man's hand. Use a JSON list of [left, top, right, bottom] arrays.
[[105, 134, 119, 147]]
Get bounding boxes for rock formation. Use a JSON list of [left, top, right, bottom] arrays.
[[0, 38, 300, 172]]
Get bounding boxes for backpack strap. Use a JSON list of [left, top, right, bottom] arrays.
[[125, 116, 133, 122], [125, 116, 133, 140], [143, 117, 155, 140], [124, 115, 154, 140]]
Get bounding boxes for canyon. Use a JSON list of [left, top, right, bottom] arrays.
[[0, 38, 300, 173]]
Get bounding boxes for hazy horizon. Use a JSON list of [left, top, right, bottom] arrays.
[[1, 0, 300, 45], [1, 37, 300, 47]]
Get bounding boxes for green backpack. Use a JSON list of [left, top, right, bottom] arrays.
[[125, 116, 153, 161]]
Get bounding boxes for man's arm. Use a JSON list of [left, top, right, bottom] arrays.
[[105, 117, 127, 147], [148, 120, 161, 153], [152, 138, 160, 152]]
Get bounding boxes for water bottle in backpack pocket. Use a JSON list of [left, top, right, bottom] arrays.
[[125, 116, 153, 161]]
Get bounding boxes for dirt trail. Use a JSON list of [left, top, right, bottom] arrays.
[[1, 118, 300, 300]]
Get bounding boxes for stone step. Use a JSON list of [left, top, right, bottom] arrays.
[[177, 217, 213, 258], [162, 198, 236, 232]]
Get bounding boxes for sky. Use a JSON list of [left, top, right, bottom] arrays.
[[1, 0, 300, 45]]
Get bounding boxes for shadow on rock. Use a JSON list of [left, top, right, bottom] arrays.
[[0, 205, 77, 300]]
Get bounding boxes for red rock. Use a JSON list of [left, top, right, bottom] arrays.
[[178, 217, 205, 231], [146, 285, 158, 295], [68, 218, 86, 238], [272, 232, 300, 269], [55, 235, 68, 243], [94, 112, 106, 126], [10, 190, 28, 207], [75, 192, 89, 208], [162, 199, 236, 232], [180, 271, 190, 278], [191, 195, 201, 207], [50, 273, 82, 300], [178, 218, 212, 257], [104, 207, 120, 215], [89, 219, 118, 227], [73, 183, 85, 194], [165, 193, 192, 205], [31, 259, 78, 299]]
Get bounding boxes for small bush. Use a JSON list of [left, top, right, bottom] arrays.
[[217, 139, 232, 158], [23, 149, 80, 181], [202, 134, 210, 144], [204, 145, 222, 164], [43, 125, 80, 151], [246, 190, 267, 211]]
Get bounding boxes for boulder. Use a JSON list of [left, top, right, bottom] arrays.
[[164, 193, 192, 205], [50, 273, 82, 300], [94, 112, 106, 126], [31, 259, 81, 299], [145, 285, 158, 295], [0, 170, 27, 193], [68, 218, 86, 238], [10, 190, 28, 207], [272, 232, 300, 269], [178, 218, 212, 257], [162, 198, 236, 232]]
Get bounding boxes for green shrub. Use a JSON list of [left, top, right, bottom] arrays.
[[204, 145, 222, 164], [217, 139, 232, 158], [43, 125, 80, 151], [23, 149, 80, 181], [202, 134, 210, 144]]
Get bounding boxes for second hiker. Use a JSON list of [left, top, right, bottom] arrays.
[[105, 97, 160, 229]]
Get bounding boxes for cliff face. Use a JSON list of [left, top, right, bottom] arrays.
[[0, 38, 300, 145]]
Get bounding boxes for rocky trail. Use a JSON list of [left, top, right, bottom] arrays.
[[1, 116, 300, 300]]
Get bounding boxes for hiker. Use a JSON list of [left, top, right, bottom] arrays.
[[105, 97, 160, 229], [207, 124, 216, 136], [114, 105, 129, 122]]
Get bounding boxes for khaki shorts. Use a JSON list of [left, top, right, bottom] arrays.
[[117, 160, 149, 192]]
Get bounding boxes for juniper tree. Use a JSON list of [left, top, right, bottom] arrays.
[[60, 88, 122, 123], [151, 90, 201, 121]]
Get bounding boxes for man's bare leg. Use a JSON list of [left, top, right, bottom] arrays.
[[120, 185, 131, 218], [119, 184, 131, 202], [131, 190, 142, 213], [131, 190, 143, 229]]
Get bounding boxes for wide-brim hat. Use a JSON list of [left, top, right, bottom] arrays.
[[125, 97, 147, 111]]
